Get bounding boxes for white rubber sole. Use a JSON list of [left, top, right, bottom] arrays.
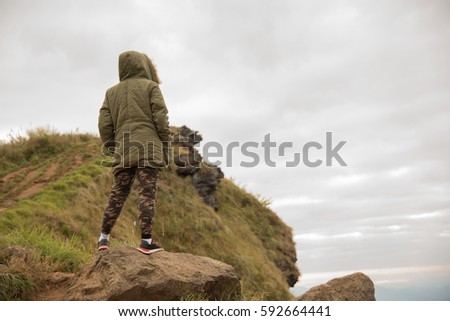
[[137, 247, 164, 255]]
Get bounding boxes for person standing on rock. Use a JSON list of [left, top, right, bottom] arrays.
[[97, 50, 171, 254]]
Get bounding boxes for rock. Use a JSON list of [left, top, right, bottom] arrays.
[[275, 258, 299, 288], [0, 264, 8, 273], [176, 125, 203, 145], [44, 272, 74, 285], [174, 152, 201, 176], [36, 272, 76, 301], [172, 126, 224, 210], [297, 272, 376, 301], [64, 246, 241, 301], [192, 165, 224, 210], [0, 246, 34, 272], [1, 246, 33, 261]]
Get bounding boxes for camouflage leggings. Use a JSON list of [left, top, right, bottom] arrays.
[[101, 167, 159, 238]]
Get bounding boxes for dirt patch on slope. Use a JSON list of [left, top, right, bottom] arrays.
[[0, 167, 27, 183], [0, 144, 99, 212]]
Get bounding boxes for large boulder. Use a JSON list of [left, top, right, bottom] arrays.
[[297, 272, 376, 301], [64, 246, 241, 301]]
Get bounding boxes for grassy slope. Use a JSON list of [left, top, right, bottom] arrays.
[[0, 130, 298, 300]]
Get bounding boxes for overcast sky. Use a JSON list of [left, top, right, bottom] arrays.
[[1, 0, 449, 300]]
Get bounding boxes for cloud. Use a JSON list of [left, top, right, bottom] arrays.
[[407, 211, 445, 220], [388, 167, 414, 178], [328, 174, 370, 186], [297, 264, 450, 288], [294, 231, 363, 241], [272, 196, 325, 208], [294, 233, 326, 241], [386, 225, 402, 231]]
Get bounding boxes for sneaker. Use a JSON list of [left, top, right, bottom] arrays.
[[137, 240, 164, 255], [98, 239, 110, 251]]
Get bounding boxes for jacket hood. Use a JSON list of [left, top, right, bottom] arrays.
[[119, 50, 152, 81]]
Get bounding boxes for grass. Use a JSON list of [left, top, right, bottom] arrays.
[[0, 128, 299, 300], [2, 226, 89, 273], [180, 285, 242, 301], [0, 272, 34, 301], [0, 126, 96, 177]]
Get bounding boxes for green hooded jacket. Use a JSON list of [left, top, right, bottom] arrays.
[[98, 51, 171, 173]]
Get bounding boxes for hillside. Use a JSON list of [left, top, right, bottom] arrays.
[[0, 127, 300, 300]]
